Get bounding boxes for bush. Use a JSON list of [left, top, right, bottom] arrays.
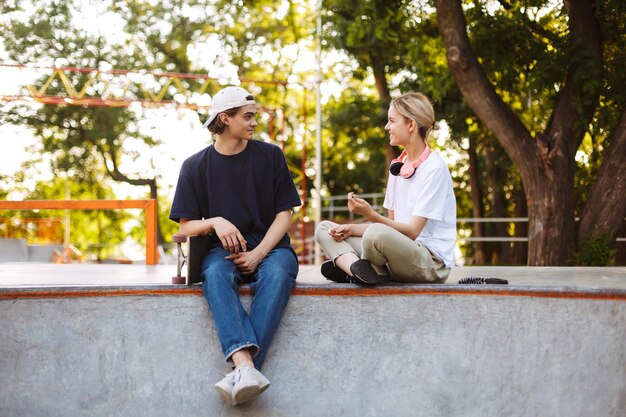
[[569, 233, 616, 266]]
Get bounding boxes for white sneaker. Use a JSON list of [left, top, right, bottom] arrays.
[[215, 371, 237, 406], [232, 365, 271, 404], [254, 368, 271, 391]]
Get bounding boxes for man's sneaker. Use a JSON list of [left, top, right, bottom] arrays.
[[232, 365, 271, 404], [321, 261, 356, 283], [215, 371, 237, 406], [349, 259, 388, 285], [253, 368, 271, 391]]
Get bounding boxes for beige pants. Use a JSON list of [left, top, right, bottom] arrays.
[[315, 220, 449, 283]]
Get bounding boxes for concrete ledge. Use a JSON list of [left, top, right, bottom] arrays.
[[2, 268, 625, 417], [2, 281, 626, 301]]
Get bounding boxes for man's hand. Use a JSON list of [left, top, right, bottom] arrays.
[[225, 249, 264, 275], [212, 217, 247, 254]]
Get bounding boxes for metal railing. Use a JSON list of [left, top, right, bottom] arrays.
[[322, 192, 386, 220], [320, 193, 625, 243]]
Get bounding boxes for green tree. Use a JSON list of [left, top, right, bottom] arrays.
[[0, 0, 168, 246], [322, 87, 387, 196], [324, 0, 420, 167], [435, 0, 626, 265]]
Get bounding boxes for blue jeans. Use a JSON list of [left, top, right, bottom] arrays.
[[200, 246, 298, 370]]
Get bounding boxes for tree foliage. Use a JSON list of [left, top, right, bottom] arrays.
[[435, 0, 626, 265], [0, 0, 168, 249]]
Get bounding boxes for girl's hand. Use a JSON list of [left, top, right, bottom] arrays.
[[329, 224, 352, 241], [347, 192, 375, 218]]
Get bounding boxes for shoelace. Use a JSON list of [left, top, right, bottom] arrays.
[[219, 370, 236, 387], [234, 366, 248, 383]]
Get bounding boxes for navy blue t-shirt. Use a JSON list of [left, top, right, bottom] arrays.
[[169, 140, 301, 252]]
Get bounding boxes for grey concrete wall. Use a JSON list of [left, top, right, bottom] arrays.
[[0, 240, 62, 262], [1, 292, 625, 417], [27, 244, 63, 262], [0, 238, 28, 262]]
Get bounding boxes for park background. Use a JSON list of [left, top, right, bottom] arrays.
[[0, 0, 624, 267]]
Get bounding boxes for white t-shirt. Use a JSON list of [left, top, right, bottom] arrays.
[[383, 151, 456, 267]]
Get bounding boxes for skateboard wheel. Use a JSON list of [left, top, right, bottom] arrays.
[[171, 276, 186, 285], [172, 234, 188, 243]]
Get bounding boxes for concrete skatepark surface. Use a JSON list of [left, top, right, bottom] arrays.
[[1, 263, 626, 290], [1, 264, 625, 416]]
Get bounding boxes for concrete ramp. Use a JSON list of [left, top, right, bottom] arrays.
[[0, 238, 28, 262], [1, 268, 625, 417], [0, 240, 63, 262]]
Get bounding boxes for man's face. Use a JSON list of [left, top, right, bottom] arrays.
[[225, 104, 258, 140]]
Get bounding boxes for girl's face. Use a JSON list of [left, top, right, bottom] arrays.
[[384, 105, 413, 147]]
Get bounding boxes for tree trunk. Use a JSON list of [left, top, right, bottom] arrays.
[[511, 185, 528, 265], [96, 144, 166, 245], [524, 163, 576, 265], [485, 150, 508, 263], [434, 0, 603, 265], [467, 139, 485, 264], [615, 219, 626, 266], [578, 106, 626, 245]]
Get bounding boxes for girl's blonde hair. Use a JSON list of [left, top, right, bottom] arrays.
[[391, 92, 440, 142]]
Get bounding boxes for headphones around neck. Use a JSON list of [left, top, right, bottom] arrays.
[[389, 145, 431, 179]]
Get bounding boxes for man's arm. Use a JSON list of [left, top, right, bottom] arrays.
[[253, 209, 292, 258], [179, 218, 212, 237], [180, 217, 247, 254]]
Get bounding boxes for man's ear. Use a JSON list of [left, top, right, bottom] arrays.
[[219, 112, 229, 125]]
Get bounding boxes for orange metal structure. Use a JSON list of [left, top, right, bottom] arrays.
[[0, 63, 288, 109], [0, 200, 158, 265], [0, 63, 289, 141], [0, 217, 63, 243]]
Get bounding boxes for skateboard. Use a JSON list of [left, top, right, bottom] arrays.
[[171, 234, 214, 285]]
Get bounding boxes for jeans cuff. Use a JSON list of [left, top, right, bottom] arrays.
[[224, 342, 259, 363]]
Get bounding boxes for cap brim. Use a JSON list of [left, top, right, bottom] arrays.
[[202, 112, 218, 128]]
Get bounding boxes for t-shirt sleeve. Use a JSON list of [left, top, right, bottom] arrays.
[[411, 164, 449, 221], [273, 147, 302, 213], [169, 163, 202, 223]]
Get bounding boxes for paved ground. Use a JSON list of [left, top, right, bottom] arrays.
[[1, 262, 625, 291]]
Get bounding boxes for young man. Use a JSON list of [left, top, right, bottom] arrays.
[[169, 86, 301, 406]]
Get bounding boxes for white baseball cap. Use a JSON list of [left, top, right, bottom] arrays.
[[202, 86, 256, 128]]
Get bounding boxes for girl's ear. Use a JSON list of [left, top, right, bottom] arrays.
[[408, 119, 416, 133]]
